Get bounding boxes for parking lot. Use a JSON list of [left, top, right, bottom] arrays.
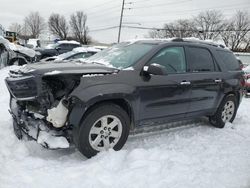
[[1, 0, 250, 187], [1, 66, 250, 188]]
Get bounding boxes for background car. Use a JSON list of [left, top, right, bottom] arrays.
[[0, 36, 37, 66], [243, 65, 250, 96], [36, 40, 81, 60], [42, 47, 101, 62]]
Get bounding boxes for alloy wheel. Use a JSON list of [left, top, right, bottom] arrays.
[[88, 115, 123, 151]]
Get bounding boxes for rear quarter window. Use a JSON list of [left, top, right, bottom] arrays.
[[217, 50, 240, 71]]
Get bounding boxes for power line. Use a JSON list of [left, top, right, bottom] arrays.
[[89, 26, 119, 32], [130, 0, 165, 4], [123, 6, 250, 24], [122, 25, 250, 32], [131, 0, 191, 9], [125, 2, 250, 17], [85, 0, 118, 11], [88, 14, 120, 23], [87, 5, 121, 16]]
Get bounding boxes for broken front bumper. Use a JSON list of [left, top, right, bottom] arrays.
[[9, 99, 71, 149]]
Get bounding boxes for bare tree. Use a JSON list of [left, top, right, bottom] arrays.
[[48, 13, 68, 39], [243, 33, 250, 52], [221, 11, 250, 51], [164, 19, 196, 38], [70, 11, 91, 44], [8, 23, 22, 35], [193, 10, 225, 40], [24, 11, 46, 38], [148, 29, 167, 38], [149, 19, 196, 38]]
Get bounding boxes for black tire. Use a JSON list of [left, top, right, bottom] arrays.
[[77, 103, 130, 158], [209, 95, 238, 128]]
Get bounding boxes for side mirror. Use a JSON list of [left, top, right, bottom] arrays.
[[143, 64, 167, 75]]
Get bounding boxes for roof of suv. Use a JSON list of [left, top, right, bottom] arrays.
[[129, 38, 226, 49]]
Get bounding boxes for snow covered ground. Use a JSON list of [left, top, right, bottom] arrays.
[[1, 66, 250, 188]]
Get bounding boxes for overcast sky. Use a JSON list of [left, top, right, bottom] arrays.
[[0, 0, 249, 43]]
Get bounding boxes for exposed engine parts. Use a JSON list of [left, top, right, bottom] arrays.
[[7, 73, 84, 149], [5, 61, 116, 151], [47, 99, 69, 128]]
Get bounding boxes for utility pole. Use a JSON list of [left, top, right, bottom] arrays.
[[118, 0, 125, 43]]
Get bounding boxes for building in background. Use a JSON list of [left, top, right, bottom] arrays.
[[0, 24, 5, 36]]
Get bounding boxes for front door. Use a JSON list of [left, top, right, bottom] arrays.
[[138, 46, 191, 125]]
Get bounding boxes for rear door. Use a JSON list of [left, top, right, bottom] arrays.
[[185, 46, 223, 115]]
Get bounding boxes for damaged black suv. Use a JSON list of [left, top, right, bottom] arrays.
[[5, 38, 244, 158]]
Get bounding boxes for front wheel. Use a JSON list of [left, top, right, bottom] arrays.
[[77, 103, 130, 158], [209, 95, 238, 128]]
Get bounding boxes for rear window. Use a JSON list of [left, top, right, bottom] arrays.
[[217, 50, 240, 71]]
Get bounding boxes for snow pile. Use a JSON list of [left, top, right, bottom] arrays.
[[1, 66, 250, 188], [37, 131, 69, 149]]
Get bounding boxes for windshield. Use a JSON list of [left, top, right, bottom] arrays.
[[85, 42, 155, 69]]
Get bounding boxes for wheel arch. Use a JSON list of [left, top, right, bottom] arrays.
[[224, 91, 241, 107], [69, 97, 135, 147]]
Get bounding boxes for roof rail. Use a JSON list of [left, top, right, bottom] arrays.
[[171, 37, 225, 48]]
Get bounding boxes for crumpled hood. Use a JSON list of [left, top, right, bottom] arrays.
[[17, 61, 118, 76]]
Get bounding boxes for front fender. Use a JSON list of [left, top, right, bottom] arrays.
[[71, 82, 136, 104], [68, 82, 137, 145]]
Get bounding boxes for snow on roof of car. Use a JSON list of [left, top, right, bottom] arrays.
[[125, 37, 226, 48], [57, 40, 80, 45], [86, 47, 101, 52], [0, 36, 36, 57], [125, 37, 177, 43], [73, 47, 101, 53], [92, 46, 109, 50], [0, 36, 11, 49], [8, 43, 36, 57]]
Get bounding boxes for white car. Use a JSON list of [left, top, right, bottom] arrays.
[[42, 47, 101, 62]]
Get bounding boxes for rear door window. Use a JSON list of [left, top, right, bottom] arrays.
[[217, 50, 240, 71], [186, 47, 215, 72]]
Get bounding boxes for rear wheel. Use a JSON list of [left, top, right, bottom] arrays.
[[209, 95, 237, 128], [77, 103, 130, 158]]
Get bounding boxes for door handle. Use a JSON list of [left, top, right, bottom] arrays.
[[215, 79, 222, 83], [180, 81, 191, 85]]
